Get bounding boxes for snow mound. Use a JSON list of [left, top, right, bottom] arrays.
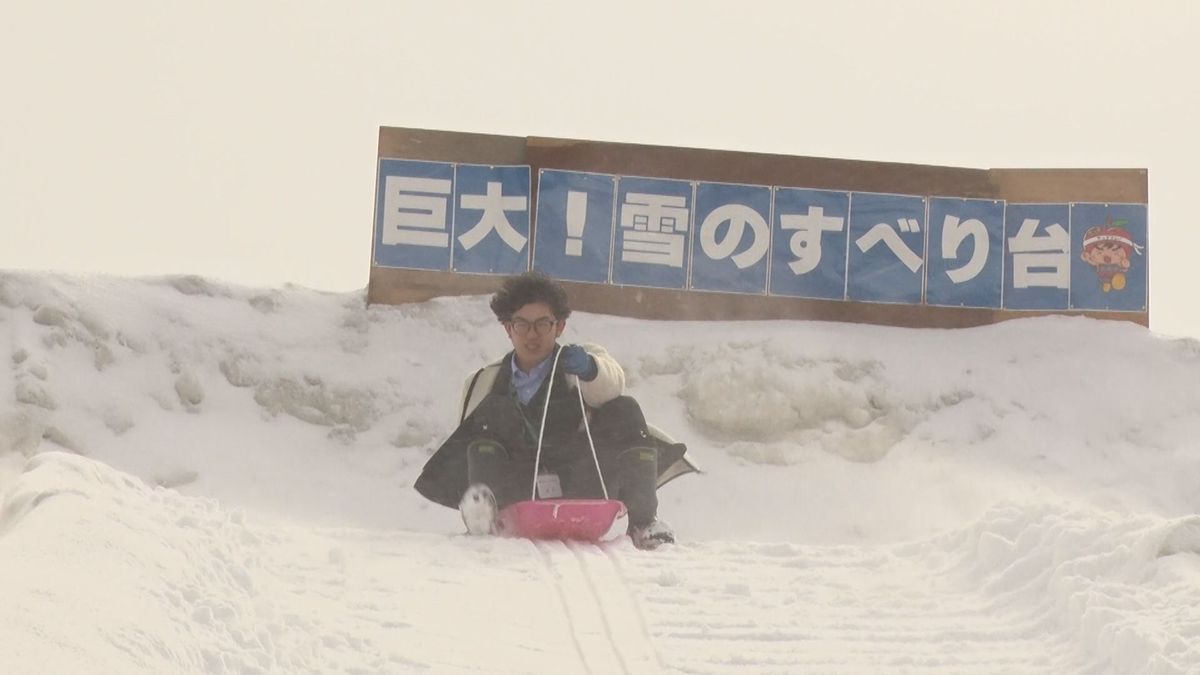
[[0, 452, 276, 673], [668, 340, 907, 462], [950, 504, 1200, 672], [2, 271, 1200, 671]]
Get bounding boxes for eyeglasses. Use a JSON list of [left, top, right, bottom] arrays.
[[508, 317, 558, 336]]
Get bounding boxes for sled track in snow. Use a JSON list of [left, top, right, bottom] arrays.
[[626, 541, 1100, 674], [533, 541, 595, 674], [533, 540, 662, 674], [223, 519, 1192, 673]]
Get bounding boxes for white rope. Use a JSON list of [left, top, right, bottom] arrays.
[[577, 381, 609, 500], [529, 347, 560, 501], [529, 345, 608, 501]]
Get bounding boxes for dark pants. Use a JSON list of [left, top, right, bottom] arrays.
[[465, 394, 660, 527]]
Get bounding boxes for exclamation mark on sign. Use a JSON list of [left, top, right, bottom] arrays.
[[565, 190, 586, 257]]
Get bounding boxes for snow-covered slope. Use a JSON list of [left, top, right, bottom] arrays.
[[2, 271, 1198, 672]]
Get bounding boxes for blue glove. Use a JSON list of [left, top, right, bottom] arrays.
[[559, 344, 598, 381]]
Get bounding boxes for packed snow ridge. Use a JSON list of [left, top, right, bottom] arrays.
[[1, 270, 1199, 673]]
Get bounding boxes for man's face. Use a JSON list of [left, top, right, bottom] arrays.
[[504, 301, 564, 366]]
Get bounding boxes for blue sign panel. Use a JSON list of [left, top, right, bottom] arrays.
[[769, 188, 850, 300], [374, 154, 1151, 321], [612, 177, 693, 289], [1003, 204, 1071, 310], [846, 193, 927, 304], [690, 182, 771, 294], [533, 170, 616, 284], [374, 159, 455, 271], [1069, 203, 1148, 312], [452, 164, 531, 275], [925, 198, 1004, 308]]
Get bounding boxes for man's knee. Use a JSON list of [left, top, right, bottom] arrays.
[[467, 437, 511, 461], [466, 438, 511, 481], [612, 445, 658, 479], [595, 395, 643, 419], [591, 396, 648, 437]]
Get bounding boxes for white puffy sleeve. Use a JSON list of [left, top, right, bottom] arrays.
[[575, 343, 625, 408]]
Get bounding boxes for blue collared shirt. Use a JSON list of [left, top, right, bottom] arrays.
[[511, 351, 555, 405]]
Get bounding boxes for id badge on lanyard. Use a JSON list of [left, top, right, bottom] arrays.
[[536, 471, 563, 498]]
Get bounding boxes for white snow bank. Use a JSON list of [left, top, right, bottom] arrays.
[[1, 452, 274, 673], [4, 451, 1198, 673], [2, 270, 1199, 672]]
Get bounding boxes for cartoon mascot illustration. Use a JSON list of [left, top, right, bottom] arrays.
[[1080, 214, 1144, 292]]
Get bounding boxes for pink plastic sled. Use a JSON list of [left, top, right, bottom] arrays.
[[498, 499, 626, 541]]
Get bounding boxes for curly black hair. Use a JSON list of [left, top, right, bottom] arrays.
[[489, 271, 572, 322]]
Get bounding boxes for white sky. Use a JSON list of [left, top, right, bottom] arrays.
[[2, 1, 1198, 338]]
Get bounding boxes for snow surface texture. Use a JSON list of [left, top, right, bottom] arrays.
[[2, 270, 1199, 673]]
